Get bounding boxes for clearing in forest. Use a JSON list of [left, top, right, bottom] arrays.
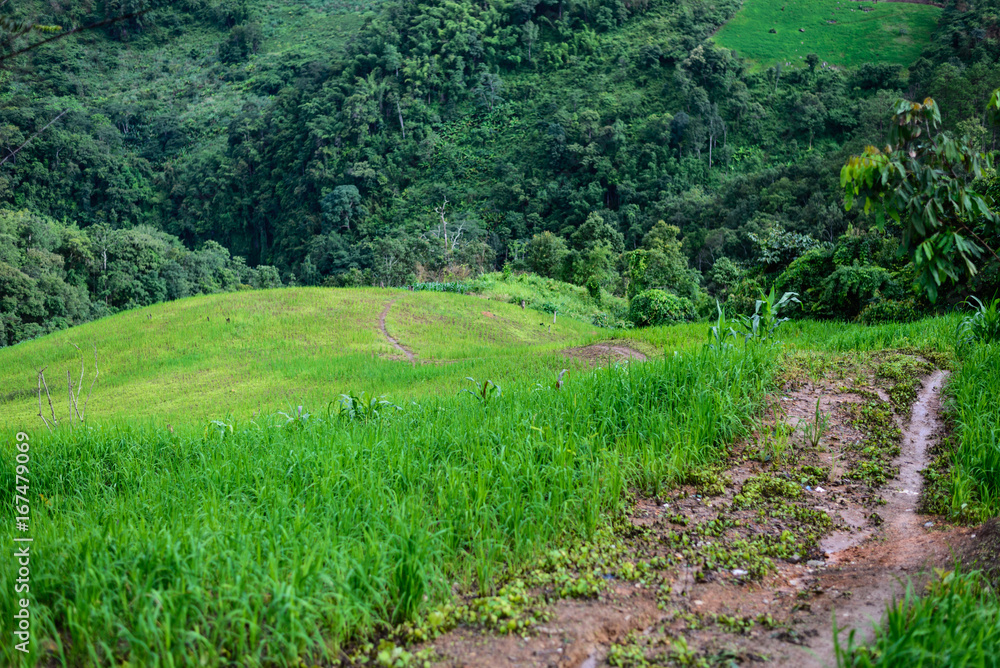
[[713, 0, 941, 69]]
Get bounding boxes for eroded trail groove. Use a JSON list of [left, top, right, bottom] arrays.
[[426, 354, 975, 668], [379, 298, 416, 363], [800, 368, 951, 666]]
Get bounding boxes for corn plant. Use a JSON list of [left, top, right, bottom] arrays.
[[734, 288, 800, 344], [957, 295, 1000, 354], [707, 300, 738, 351], [462, 377, 502, 406], [337, 391, 400, 424]]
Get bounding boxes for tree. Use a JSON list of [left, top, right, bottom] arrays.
[[0, 2, 175, 66], [321, 185, 366, 233], [526, 232, 569, 279], [841, 96, 1000, 301], [522, 21, 539, 62]]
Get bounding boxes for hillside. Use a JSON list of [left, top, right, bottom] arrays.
[[713, 0, 941, 69], [4, 0, 1000, 352], [0, 287, 625, 425], [3, 2, 1000, 666]]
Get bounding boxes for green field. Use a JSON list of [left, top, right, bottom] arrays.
[[1, 292, 998, 666], [0, 288, 620, 426], [0, 289, 773, 665], [713, 0, 941, 69]]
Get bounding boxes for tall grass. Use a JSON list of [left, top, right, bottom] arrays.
[[836, 569, 1000, 667], [945, 343, 1000, 518], [0, 344, 775, 666], [782, 315, 961, 353]]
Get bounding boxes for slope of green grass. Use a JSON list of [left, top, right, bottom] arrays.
[[0, 339, 776, 666], [713, 0, 941, 69], [0, 287, 610, 427], [467, 273, 630, 328]]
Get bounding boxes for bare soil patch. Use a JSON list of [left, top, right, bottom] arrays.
[[964, 517, 1000, 587], [562, 343, 648, 365], [425, 351, 980, 668]]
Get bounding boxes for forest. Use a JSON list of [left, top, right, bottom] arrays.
[[2, 0, 1000, 344]]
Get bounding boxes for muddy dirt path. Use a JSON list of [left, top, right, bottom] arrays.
[[425, 355, 976, 668], [379, 298, 416, 363], [798, 369, 952, 666]]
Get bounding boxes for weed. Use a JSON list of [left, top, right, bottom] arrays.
[[800, 397, 829, 448], [462, 377, 502, 406], [338, 392, 401, 424], [732, 474, 802, 510]]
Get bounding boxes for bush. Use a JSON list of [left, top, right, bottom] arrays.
[[725, 278, 763, 317], [407, 281, 470, 293], [628, 289, 697, 327], [815, 265, 901, 320], [856, 297, 920, 325]]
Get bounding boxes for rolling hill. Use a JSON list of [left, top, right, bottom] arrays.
[[0, 287, 637, 426]]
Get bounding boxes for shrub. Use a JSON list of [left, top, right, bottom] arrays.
[[725, 278, 763, 317], [585, 275, 602, 304], [407, 281, 470, 294], [856, 296, 920, 325], [628, 289, 697, 327], [814, 265, 901, 320]]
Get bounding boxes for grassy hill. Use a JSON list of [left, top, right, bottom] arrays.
[[713, 0, 941, 69], [0, 287, 629, 426]]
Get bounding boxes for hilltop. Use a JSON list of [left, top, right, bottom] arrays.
[[4, 0, 999, 353]]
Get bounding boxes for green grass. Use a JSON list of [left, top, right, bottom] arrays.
[[781, 315, 961, 353], [943, 342, 1000, 519], [0, 288, 610, 427], [713, 0, 941, 69], [0, 340, 776, 666], [467, 273, 629, 328], [4, 296, 1000, 666], [836, 568, 1000, 667]]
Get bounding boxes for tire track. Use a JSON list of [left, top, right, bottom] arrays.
[[379, 298, 416, 363]]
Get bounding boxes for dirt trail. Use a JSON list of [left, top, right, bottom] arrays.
[[798, 369, 952, 666], [379, 298, 417, 363], [426, 356, 976, 668]]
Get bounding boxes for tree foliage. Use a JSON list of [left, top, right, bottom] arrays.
[[841, 96, 1000, 301]]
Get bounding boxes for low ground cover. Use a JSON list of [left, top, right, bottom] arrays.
[[0, 288, 607, 425]]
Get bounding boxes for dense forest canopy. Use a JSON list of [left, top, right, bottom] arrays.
[[2, 0, 1000, 344]]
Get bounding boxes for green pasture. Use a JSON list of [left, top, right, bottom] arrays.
[[0, 288, 609, 428], [713, 0, 941, 69]]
